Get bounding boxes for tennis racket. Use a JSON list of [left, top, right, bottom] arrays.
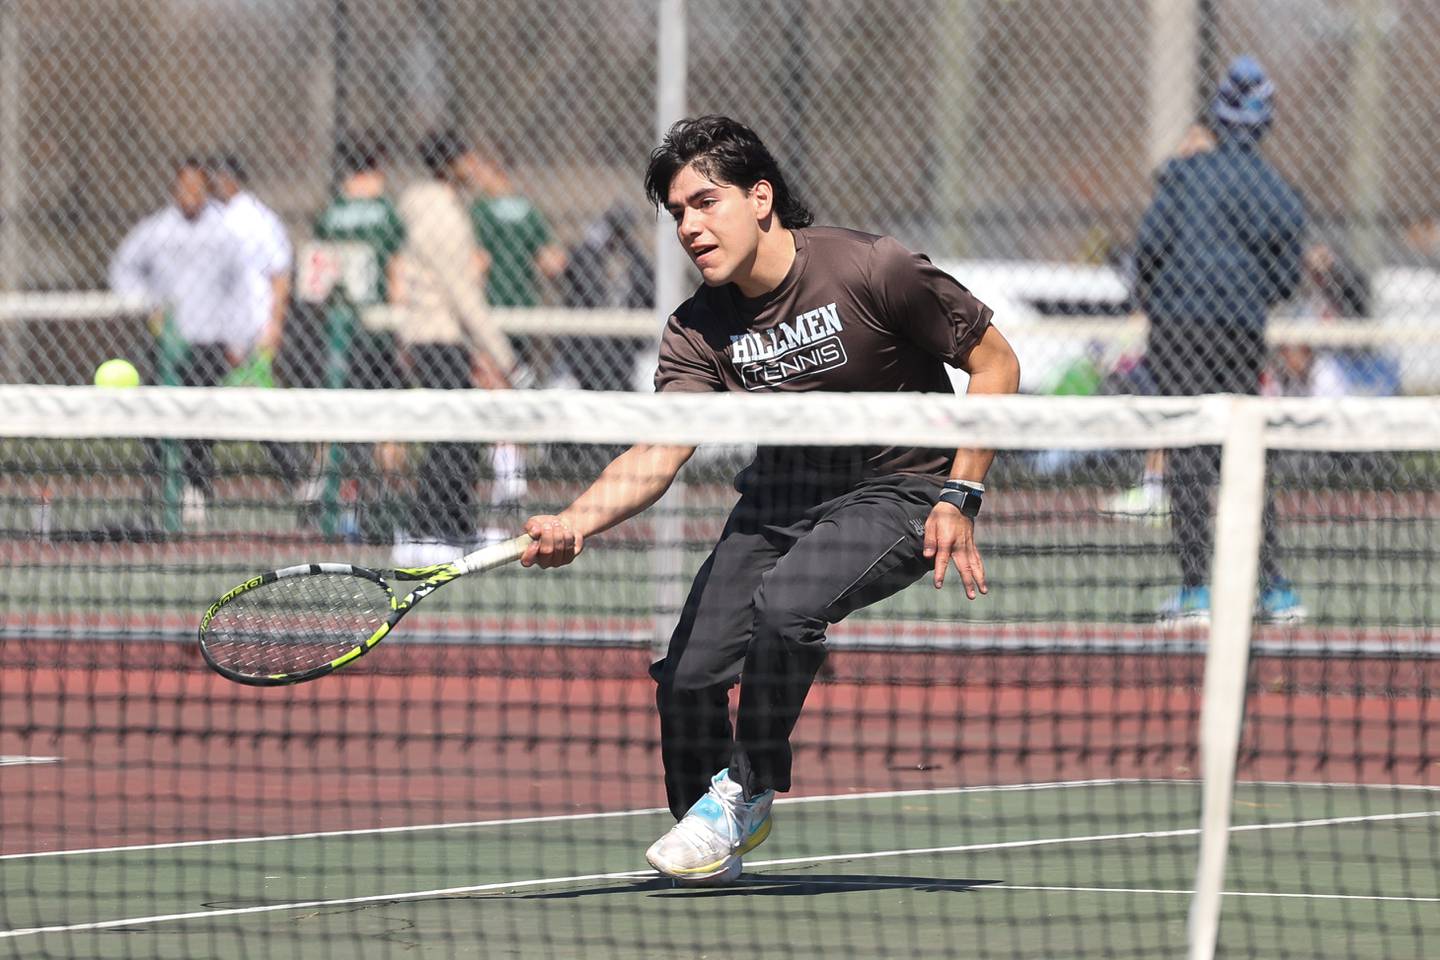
[[198, 533, 533, 686]]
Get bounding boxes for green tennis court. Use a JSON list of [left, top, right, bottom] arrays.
[[4, 780, 1436, 958], [4, 396, 1439, 959]]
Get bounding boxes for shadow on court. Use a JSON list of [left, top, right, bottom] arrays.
[[497, 874, 1002, 901]]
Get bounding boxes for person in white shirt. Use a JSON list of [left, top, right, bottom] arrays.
[[206, 154, 293, 356], [389, 130, 525, 566], [207, 153, 303, 496], [110, 158, 249, 356], [109, 158, 250, 519]]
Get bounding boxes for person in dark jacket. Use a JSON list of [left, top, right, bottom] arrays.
[[1135, 55, 1306, 623]]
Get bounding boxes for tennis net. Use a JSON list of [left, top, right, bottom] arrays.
[[1, 385, 1436, 959]]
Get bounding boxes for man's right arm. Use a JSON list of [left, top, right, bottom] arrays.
[[521, 443, 696, 568], [108, 219, 154, 297]]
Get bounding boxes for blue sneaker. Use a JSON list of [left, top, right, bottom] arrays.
[[1158, 585, 1211, 623], [645, 769, 774, 881], [1258, 579, 1307, 623]]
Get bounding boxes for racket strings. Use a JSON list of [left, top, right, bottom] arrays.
[[203, 573, 392, 678]]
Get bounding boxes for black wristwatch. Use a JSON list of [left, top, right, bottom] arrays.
[[938, 479, 984, 519]]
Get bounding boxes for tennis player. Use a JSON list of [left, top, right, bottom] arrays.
[[521, 115, 1020, 884]]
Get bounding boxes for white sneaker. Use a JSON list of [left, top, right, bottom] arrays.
[[489, 443, 529, 504], [294, 473, 327, 504], [1104, 484, 1170, 525], [181, 485, 208, 530], [645, 769, 774, 881], [674, 856, 743, 887]]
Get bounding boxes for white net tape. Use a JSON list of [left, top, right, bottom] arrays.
[[4, 385, 1438, 451]]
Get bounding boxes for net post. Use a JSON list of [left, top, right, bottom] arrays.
[[1188, 394, 1267, 960]]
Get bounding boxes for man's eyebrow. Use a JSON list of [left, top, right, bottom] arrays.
[[667, 186, 718, 210]]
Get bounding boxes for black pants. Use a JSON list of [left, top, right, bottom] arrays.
[[173, 345, 231, 497], [147, 344, 301, 498], [1148, 322, 1283, 587], [407, 344, 479, 541], [650, 473, 937, 819]]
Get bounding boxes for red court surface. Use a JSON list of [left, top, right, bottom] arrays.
[[4, 638, 1435, 857]]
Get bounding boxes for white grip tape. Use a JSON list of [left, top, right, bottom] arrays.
[[453, 534, 534, 576]]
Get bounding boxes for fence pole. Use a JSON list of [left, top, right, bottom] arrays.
[[650, 0, 688, 658]]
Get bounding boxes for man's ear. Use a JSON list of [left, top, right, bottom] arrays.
[[750, 180, 775, 222]]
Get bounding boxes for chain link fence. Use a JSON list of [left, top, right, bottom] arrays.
[[1, 0, 1438, 394]]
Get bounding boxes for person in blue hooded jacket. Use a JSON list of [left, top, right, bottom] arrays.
[[1135, 55, 1306, 623]]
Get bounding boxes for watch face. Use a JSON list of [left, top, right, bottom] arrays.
[[940, 488, 981, 518]]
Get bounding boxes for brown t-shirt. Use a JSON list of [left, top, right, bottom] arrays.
[[655, 226, 992, 488]]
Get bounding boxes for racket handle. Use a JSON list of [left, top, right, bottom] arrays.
[[453, 533, 534, 575]]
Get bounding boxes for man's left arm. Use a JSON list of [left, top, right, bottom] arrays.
[[925, 323, 1021, 598], [1262, 182, 1306, 307], [866, 236, 1021, 598], [260, 210, 294, 355], [262, 272, 291, 354], [529, 206, 567, 281]]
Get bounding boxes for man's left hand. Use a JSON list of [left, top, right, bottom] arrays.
[[923, 502, 987, 599]]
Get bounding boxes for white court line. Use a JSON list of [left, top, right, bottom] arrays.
[[0, 778, 1134, 862], [745, 809, 1440, 870], [0, 756, 59, 766], [0, 805, 666, 862], [3, 807, 1436, 940], [996, 884, 1440, 904], [1237, 779, 1440, 793], [5, 776, 1433, 862], [731, 877, 1440, 904]]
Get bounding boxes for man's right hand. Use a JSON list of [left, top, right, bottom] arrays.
[[521, 515, 583, 568]]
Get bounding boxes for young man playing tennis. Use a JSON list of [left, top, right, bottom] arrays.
[[521, 115, 1020, 884]]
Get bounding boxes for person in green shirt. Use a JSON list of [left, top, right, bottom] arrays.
[[312, 130, 406, 388], [304, 131, 408, 541], [461, 148, 567, 308]]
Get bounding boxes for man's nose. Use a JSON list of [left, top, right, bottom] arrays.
[[678, 209, 702, 241]]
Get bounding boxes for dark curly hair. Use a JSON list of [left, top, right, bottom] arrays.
[[644, 115, 814, 229]]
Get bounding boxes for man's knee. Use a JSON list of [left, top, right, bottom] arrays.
[[751, 585, 827, 645], [652, 654, 738, 698]]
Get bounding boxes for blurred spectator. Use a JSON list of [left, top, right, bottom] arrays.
[[456, 145, 567, 382], [108, 158, 249, 525], [460, 146, 567, 308], [1135, 55, 1306, 623], [391, 130, 524, 565], [561, 204, 654, 310], [206, 154, 293, 365], [301, 130, 410, 540], [1270, 243, 1396, 397], [557, 204, 655, 390], [207, 153, 304, 492], [313, 130, 408, 389], [1397, 214, 1440, 268], [1104, 122, 1214, 522]]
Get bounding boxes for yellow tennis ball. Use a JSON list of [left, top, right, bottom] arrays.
[[94, 358, 141, 388]]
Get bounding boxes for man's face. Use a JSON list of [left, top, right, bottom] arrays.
[[172, 167, 209, 219], [208, 170, 239, 202], [664, 163, 767, 288], [452, 151, 501, 194]]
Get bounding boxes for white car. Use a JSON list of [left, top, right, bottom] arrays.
[[938, 259, 1440, 396]]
